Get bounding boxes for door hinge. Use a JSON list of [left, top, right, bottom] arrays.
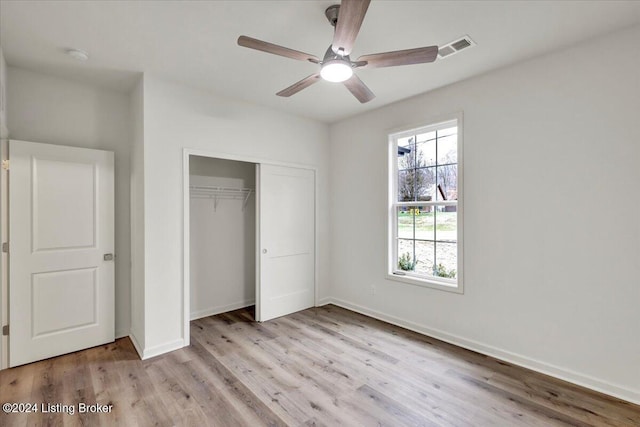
[[2, 325, 8, 336], [1, 242, 7, 253], [1, 160, 8, 170]]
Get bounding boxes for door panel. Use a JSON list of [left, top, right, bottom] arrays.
[[33, 158, 96, 251], [257, 164, 315, 322], [9, 140, 114, 367], [32, 268, 97, 337]]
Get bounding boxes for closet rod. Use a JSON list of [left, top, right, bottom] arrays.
[[190, 185, 253, 211]]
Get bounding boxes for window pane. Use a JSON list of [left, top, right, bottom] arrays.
[[437, 134, 457, 165], [414, 207, 434, 241], [398, 136, 414, 148], [399, 167, 436, 202], [397, 145, 414, 171], [398, 170, 413, 202], [416, 140, 436, 167], [438, 126, 457, 138], [436, 165, 457, 201], [434, 242, 457, 279], [397, 239, 415, 271], [414, 240, 435, 276], [415, 167, 436, 201], [397, 207, 414, 239], [435, 206, 457, 242], [416, 130, 436, 143]]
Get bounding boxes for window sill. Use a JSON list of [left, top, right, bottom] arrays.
[[386, 272, 463, 294]]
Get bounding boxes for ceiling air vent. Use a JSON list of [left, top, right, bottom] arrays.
[[438, 46, 456, 58], [438, 35, 476, 59]]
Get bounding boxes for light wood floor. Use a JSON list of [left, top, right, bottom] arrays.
[[1, 305, 638, 426]]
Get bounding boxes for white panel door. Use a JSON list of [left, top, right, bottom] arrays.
[[257, 164, 315, 321], [9, 140, 114, 367]]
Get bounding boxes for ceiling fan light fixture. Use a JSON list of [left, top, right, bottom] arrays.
[[320, 59, 353, 82]]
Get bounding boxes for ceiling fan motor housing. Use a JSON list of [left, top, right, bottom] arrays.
[[322, 46, 351, 64]]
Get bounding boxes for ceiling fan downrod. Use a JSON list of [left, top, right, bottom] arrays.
[[325, 5, 340, 27]]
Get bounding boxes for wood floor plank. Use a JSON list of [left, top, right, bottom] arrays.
[[308, 307, 626, 426], [312, 305, 640, 426], [480, 371, 631, 426], [144, 357, 210, 426], [286, 324, 520, 426], [355, 384, 441, 427], [288, 311, 400, 365], [211, 326, 374, 426], [63, 351, 102, 427], [115, 349, 172, 426], [218, 349, 316, 424], [88, 342, 139, 427], [186, 340, 287, 427], [270, 317, 348, 357], [1, 305, 638, 426], [28, 357, 66, 426], [0, 361, 37, 427], [284, 309, 589, 427]]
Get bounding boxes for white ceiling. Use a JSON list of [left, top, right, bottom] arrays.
[[1, 1, 639, 123]]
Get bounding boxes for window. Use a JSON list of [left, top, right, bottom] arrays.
[[388, 116, 463, 292]]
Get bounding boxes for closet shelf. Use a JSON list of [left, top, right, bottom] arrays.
[[190, 185, 253, 211]]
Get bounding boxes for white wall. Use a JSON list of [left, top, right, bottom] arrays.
[[6, 67, 132, 338], [189, 156, 256, 319], [0, 47, 8, 138], [139, 75, 330, 357], [328, 25, 640, 404], [129, 77, 145, 350], [0, 47, 7, 368]]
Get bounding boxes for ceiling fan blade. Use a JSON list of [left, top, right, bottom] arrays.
[[276, 73, 321, 97], [332, 0, 371, 55], [357, 46, 439, 68], [238, 36, 320, 63], [343, 74, 375, 103]]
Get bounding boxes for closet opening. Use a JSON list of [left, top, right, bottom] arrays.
[[188, 155, 257, 322], [183, 149, 317, 345]]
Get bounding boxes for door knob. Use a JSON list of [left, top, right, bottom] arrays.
[[103, 253, 114, 261], [262, 249, 267, 254]]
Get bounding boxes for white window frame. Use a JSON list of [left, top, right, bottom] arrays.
[[386, 113, 464, 294]]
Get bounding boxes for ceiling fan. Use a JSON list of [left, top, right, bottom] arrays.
[[237, 0, 438, 103]]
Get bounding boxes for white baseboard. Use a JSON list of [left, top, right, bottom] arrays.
[[129, 329, 184, 360], [140, 338, 185, 360], [316, 297, 333, 306], [325, 297, 640, 405], [190, 300, 255, 320]]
